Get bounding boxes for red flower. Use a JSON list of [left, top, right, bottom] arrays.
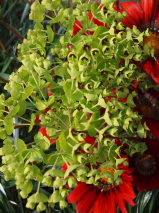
[[118, 0, 159, 83], [38, 127, 57, 143], [135, 88, 159, 139], [68, 158, 136, 213], [130, 138, 159, 191]]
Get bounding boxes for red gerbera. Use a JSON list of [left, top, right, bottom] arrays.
[[135, 88, 159, 139], [130, 138, 159, 191], [118, 0, 159, 84], [68, 158, 136, 213]]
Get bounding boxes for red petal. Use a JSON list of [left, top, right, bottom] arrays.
[[107, 190, 117, 213], [145, 119, 159, 139], [119, 1, 143, 28], [76, 186, 99, 213], [121, 172, 133, 182], [114, 188, 128, 213], [119, 181, 136, 201], [141, 0, 158, 23], [73, 20, 83, 35], [154, 7, 159, 23], [67, 183, 92, 203], [143, 59, 159, 84], [94, 191, 108, 213], [124, 199, 136, 207]]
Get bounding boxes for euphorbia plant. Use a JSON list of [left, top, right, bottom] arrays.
[[0, 0, 159, 212]]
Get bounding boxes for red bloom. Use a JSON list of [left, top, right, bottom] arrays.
[[135, 88, 159, 139], [38, 127, 57, 143], [118, 0, 159, 83], [68, 158, 136, 213], [130, 138, 159, 191]]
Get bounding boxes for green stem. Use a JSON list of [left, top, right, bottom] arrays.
[[26, 107, 38, 112], [53, 111, 70, 129], [52, 155, 59, 169], [16, 116, 31, 123], [37, 182, 41, 193], [28, 97, 36, 107], [38, 87, 46, 102]]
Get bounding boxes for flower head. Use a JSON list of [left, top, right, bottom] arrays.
[[135, 88, 159, 139], [130, 138, 159, 191], [68, 157, 136, 213]]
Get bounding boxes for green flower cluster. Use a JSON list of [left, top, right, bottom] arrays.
[[0, 0, 154, 211]]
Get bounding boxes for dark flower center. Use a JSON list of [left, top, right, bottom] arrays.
[[143, 32, 159, 56], [134, 154, 156, 176], [96, 167, 117, 191], [135, 92, 159, 120]]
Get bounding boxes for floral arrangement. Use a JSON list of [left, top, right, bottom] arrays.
[[0, 0, 159, 212]]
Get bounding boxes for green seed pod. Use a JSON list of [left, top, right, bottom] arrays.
[[0, 165, 8, 173], [2, 155, 15, 164], [8, 163, 19, 172], [49, 191, 63, 203], [26, 201, 35, 210], [28, 193, 48, 203], [36, 202, 46, 211], [42, 176, 53, 186], [60, 189, 69, 198], [68, 176, 77, 188], [53, 177, 64, 189], [43, 59, 51, 68], [20, 191, 28, 199], [59, 200, 68, 209], [21, 180, 33, 194]]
